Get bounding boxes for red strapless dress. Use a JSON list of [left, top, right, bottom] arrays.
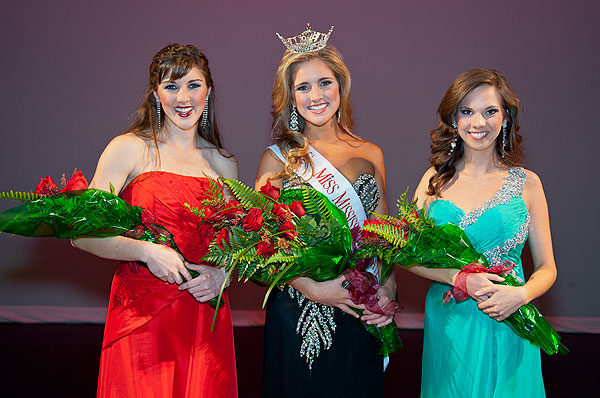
[[97, 172, 237, 398]]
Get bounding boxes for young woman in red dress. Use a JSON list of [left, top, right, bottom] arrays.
[[73, 44, 238, 398]]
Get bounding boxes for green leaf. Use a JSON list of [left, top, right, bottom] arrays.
[[223, 179, 274, 211], [0, 190, 44, 202]]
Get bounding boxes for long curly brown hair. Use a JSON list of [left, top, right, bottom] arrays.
[[271, 45, 355, 179], [428, 68, 524, 197], [125, 43, 224, 157]]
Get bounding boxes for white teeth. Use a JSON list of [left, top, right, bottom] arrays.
[[175, 107, 193, 113], [470, 132, 488, 139], [308, 103, 328, 110]]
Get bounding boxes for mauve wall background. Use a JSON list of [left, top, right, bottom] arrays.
[[0, 0, 598, 319]]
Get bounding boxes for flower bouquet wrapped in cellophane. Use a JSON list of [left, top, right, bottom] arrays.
[[356, 189, 568, 356], [0, 171, 222, 308], [192, 178, 402, 356]]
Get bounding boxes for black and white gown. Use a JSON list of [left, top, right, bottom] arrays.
[[262, 173, 384, 398]]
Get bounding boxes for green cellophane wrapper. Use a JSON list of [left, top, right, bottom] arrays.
[[204, 185, 402, 355], [0, 189, 143, 238], [280, 189, 402, 358], [370, 222, 567, 355], [0, 188, 221, 307]]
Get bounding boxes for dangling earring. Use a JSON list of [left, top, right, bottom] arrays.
[[290, 105, 299, 132], [449, 122, 458, 155], [337, 109, 341, 124], [156, 98, 162, 131], [201, 95, 209, 130], [501, 120, 508, 159]]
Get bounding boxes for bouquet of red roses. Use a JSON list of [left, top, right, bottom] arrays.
[[356, 190, 568, 356], [0, 170, 222, 307], [192, 178, 402, 356]]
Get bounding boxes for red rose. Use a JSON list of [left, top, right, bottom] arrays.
[[278, 221, 297, 241], [216, 228, 231, 250], [242, 208, 264, 231], [400, 210, 420, 224], [203, 206, 222, 222], [259, 182, 280, 200], [34, 176, 59, 196], [271, 203, 289, 221], [288, 200, 306, 218], [257, 240, 276, 257], [362, 219, 383, 240], [222, 200, 244, 219], [59, 171, 89, 193]]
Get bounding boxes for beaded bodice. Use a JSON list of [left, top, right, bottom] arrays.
[[429, 167, 529, 282]]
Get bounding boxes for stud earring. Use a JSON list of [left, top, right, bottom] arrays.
[[201, 95, 209, 129], [156, 98, 162, 131], [290, 105, 299, 132]]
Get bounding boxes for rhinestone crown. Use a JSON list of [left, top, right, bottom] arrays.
[[276, 23, 334, 54]]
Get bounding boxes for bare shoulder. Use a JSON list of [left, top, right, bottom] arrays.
[[414, 167, 436, 206], [91, 133, 149, 191], [349, 138, 383, 163], [521, 168, 547, 208], [255, 147, 285, 189], [204, 147, 239, 179], [258, 147, 285, 169], [106, 133, 147, 154], [421, 167, 435, 184]]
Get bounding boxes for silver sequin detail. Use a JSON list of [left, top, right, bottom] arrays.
[[287, 286, 336, 369], [352, 173, 380, 214], [483, 215, 530, 284], [459, 168, 526, 229], [280, 172, 379, 369]]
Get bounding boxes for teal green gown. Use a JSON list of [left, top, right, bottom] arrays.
[[421, 168, 545, 397]]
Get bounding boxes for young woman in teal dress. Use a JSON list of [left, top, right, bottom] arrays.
[[411, 68, 557, 397]]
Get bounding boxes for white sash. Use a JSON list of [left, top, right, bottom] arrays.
[[268, 144, 368, 229]]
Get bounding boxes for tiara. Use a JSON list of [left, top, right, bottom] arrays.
[[276, 23, 334, 54]]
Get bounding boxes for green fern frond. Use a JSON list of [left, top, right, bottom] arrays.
[[300, 187, 332, 222], [363, 223, 408, 247], [0, 191, 44, 202], [184, 203, 202, 217], [202, 175, 225, 202], [263, 251, 300, 265], [223, 179, 274, 211]]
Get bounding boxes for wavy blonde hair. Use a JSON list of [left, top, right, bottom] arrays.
[[271, 45, 355, 179]]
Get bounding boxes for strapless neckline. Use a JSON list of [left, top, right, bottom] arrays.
[[122, 171, 211, 194]]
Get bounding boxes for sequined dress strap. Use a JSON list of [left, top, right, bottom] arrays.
[[459, 168, 526, 229]]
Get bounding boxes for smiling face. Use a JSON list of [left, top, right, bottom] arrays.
[[292, 58, 340, 128], [455, 84, 505, 155], [155, 66, 210, 132]]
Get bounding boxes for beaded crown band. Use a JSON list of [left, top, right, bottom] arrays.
[[276, 23, 334, 53]]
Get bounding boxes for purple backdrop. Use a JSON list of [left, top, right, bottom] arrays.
[[0, 0, 598, 321]]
